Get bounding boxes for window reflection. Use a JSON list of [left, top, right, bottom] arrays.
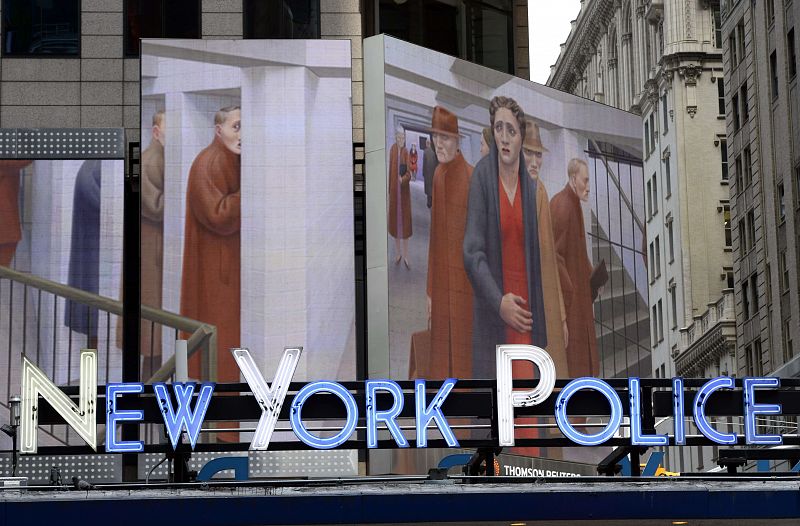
[[125, 0, 200, 57], [244, 0, 320, 39], [2, 0, 80, 56]]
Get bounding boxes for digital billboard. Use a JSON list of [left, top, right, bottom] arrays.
[[140, 39, 357, 387], [364, 35, 649, 471], [0, 158, 125, 450]]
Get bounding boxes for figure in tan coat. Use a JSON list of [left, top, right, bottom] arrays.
[[418, 106, 474, 379], [550, 158, 600, 377], [139, 111, 166, 378], [0, 161, 33, 266], [388, 127, 412, 267], [181, 106, 241, 383]]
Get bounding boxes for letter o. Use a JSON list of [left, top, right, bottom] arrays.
[[555, 378, 623, 446], [290, 381, 358, 449]]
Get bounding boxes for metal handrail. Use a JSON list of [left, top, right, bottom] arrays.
[[0, 265, 217, 383]]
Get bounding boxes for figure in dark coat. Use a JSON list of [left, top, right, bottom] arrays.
[[550, 158, 599, 377], [463, 97, 567, 379], [422, 138, 438, 209], [66, 160, 102, 338], [181, 107, 241, 383], [0, 160, 33, 266]]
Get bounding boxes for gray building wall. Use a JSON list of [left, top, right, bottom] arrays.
[[723, 0, 800, 380], [0, 1, 529, 154]]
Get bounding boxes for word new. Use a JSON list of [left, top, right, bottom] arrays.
[[19, 345, 784, 454]]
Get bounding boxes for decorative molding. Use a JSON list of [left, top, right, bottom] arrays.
[[685, 0, 692, 39], [678, 64, 701, 84], [621, 32, 633, 43], [687, 106, 697, 118], [608, 57, 618, 68]]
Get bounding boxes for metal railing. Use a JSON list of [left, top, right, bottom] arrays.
[[0, 265, 216, 446]]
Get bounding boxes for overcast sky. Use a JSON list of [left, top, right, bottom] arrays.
[[528, 1, 582, 84]]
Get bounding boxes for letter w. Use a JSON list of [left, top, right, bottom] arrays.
[[231, 347, 301, 450], [153, 382, 215, 449]]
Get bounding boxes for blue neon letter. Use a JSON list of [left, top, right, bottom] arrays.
[[365, 380, 408, 449], [743, 377, 782, 445], [628, 378, 668, 446], [555, 378, 622, 446], [153, 382, 215, 449], [693, 377, 736, 445], [290, 381, 358, 449], [105, 383, 144, 453], [415, 379, 459, 448], [672, 377, 686, 445]]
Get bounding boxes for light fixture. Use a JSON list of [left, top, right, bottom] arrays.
[[510, 522, 527, 526], [672, 521, 689, 525], [9, 395, 20, 427]]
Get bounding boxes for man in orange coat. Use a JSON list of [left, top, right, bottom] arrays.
[[388, 127, 412, 267], [550, 158, 599, 377], [0, 161, 33, 266], [421, 106, 474, 379], [181, 106, 241, 383]]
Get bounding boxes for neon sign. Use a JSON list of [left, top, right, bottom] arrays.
[[18, 346, 785, 453]]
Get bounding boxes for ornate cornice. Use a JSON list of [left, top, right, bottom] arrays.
[[548, 0, 617, 91], [678, 63, 702, 84]]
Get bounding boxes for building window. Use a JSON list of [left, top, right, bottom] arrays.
[[657, 299, 664, 342], [644, 120, 650, 156], [741, 83, 749, 123], [651, 305, 658, 347], [789, 28, 797, 79], [778, 182, 786, 221], [720, 139, 728, 180], [646, 178, 653, 219], [737, 19, 746, 64], [723, 204, 732, 247], [244, 0, 321, 39], [742, 280, 751, 319], [732, 92, 740, 130], [746, 340, 763, 376], [652, 173, 658, 215], [770, 51, 779, 100], [670, 282, 677, 329], [729, 31, 738, 66], [781, 250, 790, 292], [724, 267, 734, 288], [655, 235, 661, 278], [795, 166, 800, 208], [713, 6, 722, 48], [738, 219, 747, 258], [784, 320, 795, 363], [667, 218, 675, 262], [376, 0, 514, 74], [734, 154, 742, 191], [751, 274, 759, 313], [767, 0, 775, 26], [718, 79, 725, 115], [649, 112, 656, 154], [664, 155, 672, 196], [649, 241, 656, 282], [743, 147, 753, 187], [2, 0, 80, 56], [662, 94, 669, 133], [747, 209, 756, 252], [125, 0, 201, 57]]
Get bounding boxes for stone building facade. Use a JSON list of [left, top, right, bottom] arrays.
[[0, 0, 530, 159], [549, 0, 732, 472], [722, 0, 799, 445]]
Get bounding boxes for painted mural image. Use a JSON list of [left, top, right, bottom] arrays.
[[141, 39, 357, 389], [366, 35, 648, 470]]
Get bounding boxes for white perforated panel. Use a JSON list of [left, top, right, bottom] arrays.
[[0, 454, 121, 484], [0, 128, 125, 159]]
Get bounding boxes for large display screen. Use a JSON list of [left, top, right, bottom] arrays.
[[140, 39, 357, 386], [364, 35, 648, 471], [0, 159, 125, 449]]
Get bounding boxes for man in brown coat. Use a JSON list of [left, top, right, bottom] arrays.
[[0, 161, 33, 266], [550, 158, 599, 377], [181, 106, 241, 383], [420, 106, 474, 379]]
